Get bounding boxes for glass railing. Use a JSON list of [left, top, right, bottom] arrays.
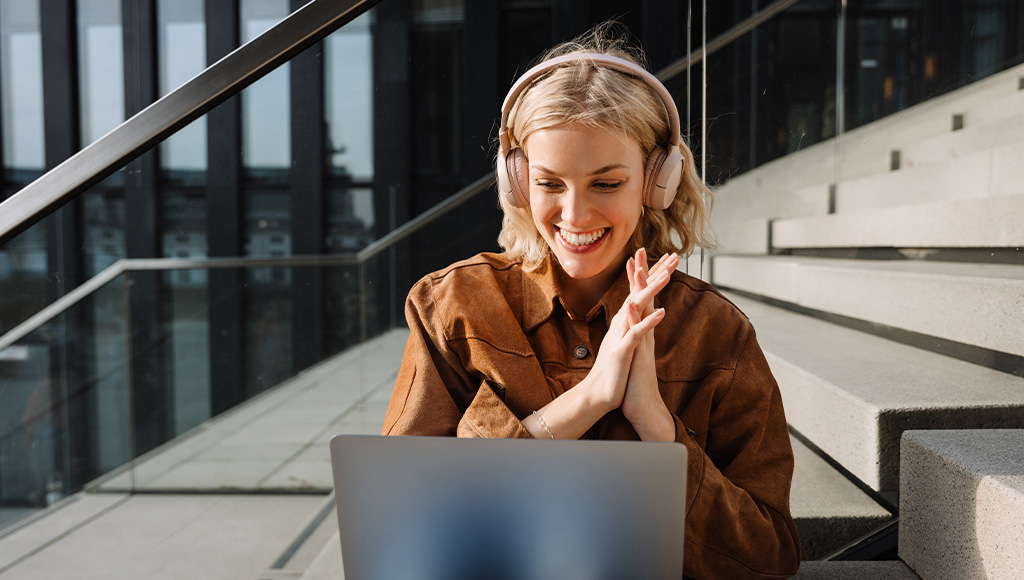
[[693, 0, 1024, 185], [0, 173, 493, 526]]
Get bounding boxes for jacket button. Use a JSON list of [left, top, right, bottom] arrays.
[[574, 345, 589, 359]]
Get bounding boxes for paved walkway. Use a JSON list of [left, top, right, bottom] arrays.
[[0, 329, 408, 580]]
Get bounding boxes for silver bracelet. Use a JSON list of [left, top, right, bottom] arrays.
[[532, 410, 555, 439]]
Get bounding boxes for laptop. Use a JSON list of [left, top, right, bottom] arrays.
[[330, 435, 687, 579]]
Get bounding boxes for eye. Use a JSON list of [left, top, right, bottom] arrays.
[[593, 181, 623, 192], [534, 180, 562, 192]]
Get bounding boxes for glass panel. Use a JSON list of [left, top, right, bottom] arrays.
[[82, 172, 127, 277], [327, 186, 375, 253], [245, 266, 293, 395], [241, 2, 292, 387], [411, 0, 464, 178], [325, 12, 374, 181], [158, 0, 207, 172], [0, 274, 130, 529], [843, 0, 1024, 133], [241, 0, 290, 171], [1, 0, 45, 181], [0, 219, 47, 335], [162, 268, 210, 435], [696, 0, 839, 183], [77, 0, 125, 146]]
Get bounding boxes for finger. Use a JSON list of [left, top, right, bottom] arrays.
[[626, 257, 637, 294], [625, 299, 641, 327], [637, 248, 649, 283], [621, 307, 665, 348], [631, 268, 671, 307], [648, 252, 678, 280]]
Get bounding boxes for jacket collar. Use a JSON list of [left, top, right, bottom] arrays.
[[521, 254, 631, 332]]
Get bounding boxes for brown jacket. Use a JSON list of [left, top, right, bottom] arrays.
[[383, 252, 801, 579]]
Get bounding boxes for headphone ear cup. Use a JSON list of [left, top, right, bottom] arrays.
[[643, 148, 668, 208], [508, 148, 530, 208], [644, 147, 684, 210], [497, 147, 530, 208]]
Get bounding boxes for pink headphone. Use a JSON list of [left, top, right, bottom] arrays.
[[496, 52, 685, 211]]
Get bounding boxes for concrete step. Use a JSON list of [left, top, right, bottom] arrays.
[[714, 182, 833, 255], [899, 429, 1024, 580], [771, 194, 1024, 249], [794, 561, 921, 579], [711, 66, 1024, 255], [836, 141, 1024, 214], [963, 83, 1024, 128], [901, 109, 1024, 169], [712, 255, 1024, 358], [789, 436, 892, 559], [721, 292, 1024, 492]]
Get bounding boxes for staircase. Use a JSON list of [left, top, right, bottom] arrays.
[[708, 61, 1024, 577]]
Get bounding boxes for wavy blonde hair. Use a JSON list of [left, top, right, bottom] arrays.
[[496, 23, 715, 269]]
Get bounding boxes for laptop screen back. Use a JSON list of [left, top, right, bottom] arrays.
[[330, 435, 687, 580]]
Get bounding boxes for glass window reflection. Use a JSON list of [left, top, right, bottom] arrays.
[[325, 12, 373, 181], [1, 0, 45, 175], [77, 0, 124, 146], [241, 0, 290, 171], [159, 0, 207, 172]]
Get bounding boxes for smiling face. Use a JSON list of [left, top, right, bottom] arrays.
[[525, 123, 646, 302]]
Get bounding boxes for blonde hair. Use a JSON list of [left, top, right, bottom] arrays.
[[496, 23, 715, 270]]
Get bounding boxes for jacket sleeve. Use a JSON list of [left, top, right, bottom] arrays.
[[674, 329, 801, 580], [381, 277, 532, 439]]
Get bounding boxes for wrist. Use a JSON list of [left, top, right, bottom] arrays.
[[624, 399, 675, 442], [582, 376, 620, 417]]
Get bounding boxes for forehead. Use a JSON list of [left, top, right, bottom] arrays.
[[524, 123, 643, 168]]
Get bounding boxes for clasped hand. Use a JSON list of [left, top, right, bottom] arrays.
[[589, 248, 679, 441]]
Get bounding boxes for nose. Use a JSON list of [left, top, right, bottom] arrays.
[[560, 186, 591, 226]]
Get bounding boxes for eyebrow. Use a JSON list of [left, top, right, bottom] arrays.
[[531, 163, 629, 176]]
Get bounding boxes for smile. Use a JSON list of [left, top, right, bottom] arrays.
[[557, 227, 608, 247]]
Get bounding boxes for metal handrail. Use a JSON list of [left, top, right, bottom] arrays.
[[0, 0, 382, 246], [0, 173, 495, 352]]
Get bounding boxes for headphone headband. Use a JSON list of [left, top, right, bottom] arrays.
[[498, 53, 681, 153], [496, 52, 685, 211]]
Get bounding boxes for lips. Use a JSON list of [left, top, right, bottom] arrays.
[[557, 227, 608, 247]]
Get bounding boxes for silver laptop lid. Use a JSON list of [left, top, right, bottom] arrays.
[[330, 435, 687, 580]]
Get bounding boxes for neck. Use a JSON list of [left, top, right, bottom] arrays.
[[554, 260, 623, 318]]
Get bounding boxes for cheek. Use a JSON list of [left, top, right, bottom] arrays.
[[528, 197, 555, 231]]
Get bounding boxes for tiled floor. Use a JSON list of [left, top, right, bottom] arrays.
[[89, 329, 409, 494], [0, 329, 409, 580]]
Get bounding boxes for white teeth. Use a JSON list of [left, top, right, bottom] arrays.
[[559, 228, 606, 246]]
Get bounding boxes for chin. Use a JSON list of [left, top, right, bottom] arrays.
[[551, 249, 621, 281]]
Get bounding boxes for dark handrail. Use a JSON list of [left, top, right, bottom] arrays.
[[0, 0, 381, 246]]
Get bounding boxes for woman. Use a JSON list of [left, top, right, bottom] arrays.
[[382, 26, 800, 579]]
